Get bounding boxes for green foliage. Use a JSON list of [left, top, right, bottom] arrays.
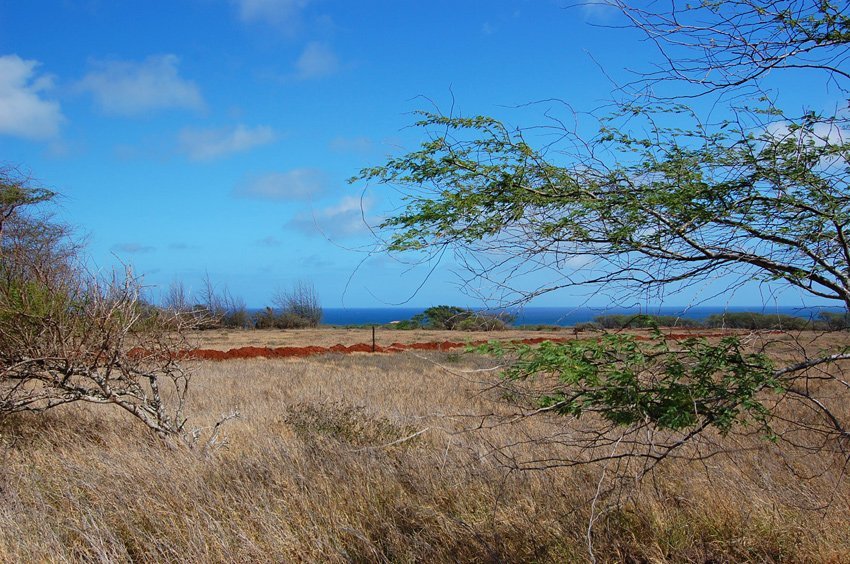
[[353, 107, 850, 309], [818, 311, 850, 330], [594, 314, 701, 329], [221, 306, 253, 329], [401, 305, 513, 331], [479, 333, 778, 435], [392, 318, 423, 330], [354, 1, 850, 458], [704, 312, 813, 331]]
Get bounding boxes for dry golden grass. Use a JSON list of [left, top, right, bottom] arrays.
[[186, 326, 571, 350], [1, 330, 849, 562]]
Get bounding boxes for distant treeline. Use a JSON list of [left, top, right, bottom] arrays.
[[390, 308, 848, 331], [576, 311, 850, 331]]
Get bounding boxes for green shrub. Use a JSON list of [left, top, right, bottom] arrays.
[[393, 319, 423, 330], [222, 306, 252, 329], [404, 305, 514, 331], [594, 314, 701, 329], [704, 312, 812, 330], [818, 311, 850, 331]]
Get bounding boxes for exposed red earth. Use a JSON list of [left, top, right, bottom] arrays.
[[141, 331, 738, 362]]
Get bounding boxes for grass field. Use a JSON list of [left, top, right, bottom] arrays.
[[184, 326, 573, 350], [1, 329, 848, 562]]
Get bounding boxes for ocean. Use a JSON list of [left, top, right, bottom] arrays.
[[318, 305, 845, 327]]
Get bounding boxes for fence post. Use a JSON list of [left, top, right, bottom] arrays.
[[372, 325, 376, 353]]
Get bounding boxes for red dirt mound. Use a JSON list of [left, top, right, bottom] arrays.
[[169, 331, 737, 362]]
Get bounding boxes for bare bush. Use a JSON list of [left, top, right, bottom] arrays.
[[272, 280, 322, 328], [0, 169, 193, 437]]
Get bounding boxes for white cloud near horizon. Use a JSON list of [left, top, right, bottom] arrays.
[[0, 54, 64, 140], [288, 195, 374, 238], [77, 55, 204, 116], [235, 168, 327, 200], [179, 124, 276, 160], [295, 41, 339, 80]]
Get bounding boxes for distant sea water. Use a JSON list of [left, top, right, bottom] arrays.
[[319, 305, 845, 327]]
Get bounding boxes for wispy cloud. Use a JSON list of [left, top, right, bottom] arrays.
[[179, 124, 276, 160], [581, 0, 617, 21], [234, 0, 311, 32], [111, 242, 155, 254], [763, 119, 846, 146], [256, 235, 281, 247], [77, 55, 204, 116], [294, 41, 339, 80], [235, 168, 327, 200], [0, 54, 64, 140], [168, 242, 199, 250], [329, 135, 373, 154], [288, 195, 373, 238]]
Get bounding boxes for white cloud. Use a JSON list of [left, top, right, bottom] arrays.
[[481, 22, 497, 35], [77, 55, 204, 116], [581, 0, 618, 21], [288, 195, 373, 237], [235, 0, 311, 29], [763, 119, 846, 146], [295, 41, 339, 80], [0, 55, 64, 140], [179, 124, 276, 160], [111, 242, 155, 254], [235, 168, 327, 200], [329, 135, 373, 154]]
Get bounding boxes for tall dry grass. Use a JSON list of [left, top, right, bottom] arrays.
[[1, 341, 849, 562], [185, 326, 570, 350]]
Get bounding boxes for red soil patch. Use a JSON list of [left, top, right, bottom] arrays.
[[172, 331, 737, 362]]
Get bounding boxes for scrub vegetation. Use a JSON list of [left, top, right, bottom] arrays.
[[1, 336, 849, 562], [3, 1, 850, 562]]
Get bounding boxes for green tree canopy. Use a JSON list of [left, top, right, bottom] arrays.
[[356, 1, 850, 468]]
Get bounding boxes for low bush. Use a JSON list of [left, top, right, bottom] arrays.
[[704, 312, 812, 330], [819, 311, 850, 331], [594, 314, 701, 329], [398, 305, 514, 331]]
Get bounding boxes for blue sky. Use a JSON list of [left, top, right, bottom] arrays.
[[0, 1, 835, 309]]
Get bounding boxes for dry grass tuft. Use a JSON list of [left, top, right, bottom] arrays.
[[1, 335, 849, 562]]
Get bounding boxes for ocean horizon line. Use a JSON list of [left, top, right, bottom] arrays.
[[245, 305, 846, 327]]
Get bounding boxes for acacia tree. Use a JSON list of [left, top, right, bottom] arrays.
[[356, 1, 850, 466], [0, 169, 195, 438]]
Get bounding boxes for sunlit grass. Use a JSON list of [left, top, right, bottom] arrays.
[[1, 332, 848, 562]]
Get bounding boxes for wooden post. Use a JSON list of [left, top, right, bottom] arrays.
[[372, 325, 376, 353]]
